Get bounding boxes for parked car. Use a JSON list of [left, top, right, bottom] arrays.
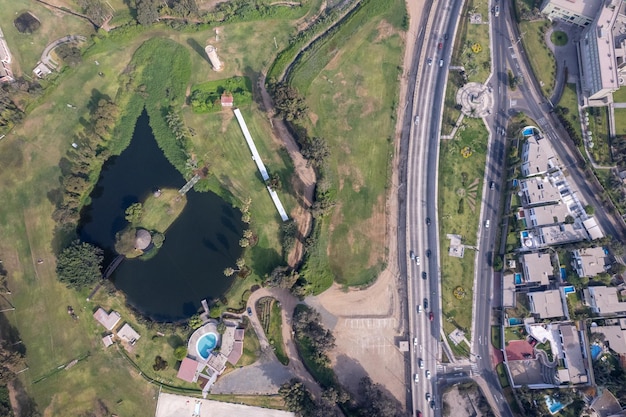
[[247, 307, 253, 316]]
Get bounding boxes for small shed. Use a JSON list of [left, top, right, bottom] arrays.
[[118, 323, 141, 345], [102, 334, 114, 348], [134, 229, 152, 250], [220, 93, 233, 107]]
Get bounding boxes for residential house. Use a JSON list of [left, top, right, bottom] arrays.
[[521, 133, 558, 177], [521, 252, 554, 285], [519, 177, 561, 207], [118, 323, 141, 345], [585, 286, 626, 316], [528, 290, 565, 319], [93, 308, 121, 331], [556, 324, 588, 385], [573, 247, 609, 277]]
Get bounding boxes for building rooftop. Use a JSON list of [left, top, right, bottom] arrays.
[[591, 325, 626, 355], [541, 0, 602, 19], [521, 252, 553, 285], [176, 357, 202, 383], [102, 335, 114, 348], [503, 273, 516, 308], [538, 223, 589, 246], [521, 134, 558, 177], [524, 203, 570, 227], [520, 177, 562, 206], [93, 308, 121, 331], [134, 229, 152, 250], [583, 217, 605, 240], [226, 340, 243, 365], [586, 286, 626, 315], [118, 323, 141, 344], [559, 324, 588, 384], [573, 247, 609, 277], [590, 389, 623, 417], [528, 290, 564, 318]]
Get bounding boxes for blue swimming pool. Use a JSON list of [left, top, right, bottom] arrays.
[[521, 231, 529, 238], [196, 332, 218, 360], [545, 396, 566, 415], [563, 286, 575, 295], [509, 318, 523, 325], [512, 179, 518, 187], [523, 127, 534, 136], [560, 268, 567, 280], [591, 344, 602, 360], [514, 273, 523, 285]]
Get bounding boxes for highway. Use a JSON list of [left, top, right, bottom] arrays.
[[404, 0, 464, 415]]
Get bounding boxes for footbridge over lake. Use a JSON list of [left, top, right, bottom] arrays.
[[179, 174, 201, 195]]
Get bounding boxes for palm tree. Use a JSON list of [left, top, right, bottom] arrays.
[[236, 257, 245, 269], [223, 267, 235, 277]]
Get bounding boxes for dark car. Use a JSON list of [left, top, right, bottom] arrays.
[[430, 401, 435, 409], [438, 42, 443, 50], [426, 249, 431, 258], [426, 217, 431, 226], [444, 33, 449, 40], [423, 298, 428, 309], [247, 307, 253, 316], [429, 311, 434, 321], [422, 271, 427, 280]]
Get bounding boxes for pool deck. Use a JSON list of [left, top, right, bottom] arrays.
[[188, 321, 220, 361]]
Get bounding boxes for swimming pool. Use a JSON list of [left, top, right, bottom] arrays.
[[509, 318, 523, 325], [563, 286, 575, 295], [514, 273, 523, 285], [196, 332, 218, 359], [523, 127, 534, 136], [560, 267, 567, 280], [591, 344, 602, 360], [545, 395, 566, 415], [521, 231, 529, 238]]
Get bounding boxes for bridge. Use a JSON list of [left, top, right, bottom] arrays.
[[179, 174, 201, 195], [86, 254, 125, 301]]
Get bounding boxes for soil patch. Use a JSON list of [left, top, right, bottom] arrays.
[[374, 19, 395, 43], [14, 12, 41, 34]]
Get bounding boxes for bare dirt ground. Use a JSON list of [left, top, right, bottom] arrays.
[[303, 0, 427, 404], [443, 384, 493, 417]]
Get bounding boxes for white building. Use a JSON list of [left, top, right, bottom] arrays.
[[572, 246, 610, 277], [541, 0, 601, 27], [528, 290, 565, 318], [521, 252, 554, 285], [578, 0, 622, 104], [521, 133, 559, 177], [585, 286, 626, 315]]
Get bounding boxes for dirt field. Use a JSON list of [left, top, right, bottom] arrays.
[[443, 384, 493, 417], [155, 393, 295, 417], [302, 0, 427, 404]]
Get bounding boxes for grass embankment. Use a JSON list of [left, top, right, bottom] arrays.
[[519, 20, 556, 98], [439, 118, 488, 337], [256, 297, 289, 365], [0, 16, 297, 417], [496, 363, 510, 388], [615, 108, 626, 135], [290, 0, 405, 288], [140, 188, 187, 232], [491, 325, 502, 349], [614, 87, 626, 103]]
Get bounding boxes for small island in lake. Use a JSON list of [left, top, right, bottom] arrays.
[[114, 188, 187, 258]]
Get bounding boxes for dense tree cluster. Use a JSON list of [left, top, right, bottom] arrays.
[[292, 306, 335, 366], [55, 240, 104, 289], [271, 83, 309, 122], [53, 98, 119, 226], [280, 220, 298, 254], [357, 377, 403, 417], [135, 0, 160, 25], [0, 79, 42, 133], [301, 136, 330, 168], [554, 106, 582, 146], [77, 0, 111, 25], [56, 44, 83, 67]]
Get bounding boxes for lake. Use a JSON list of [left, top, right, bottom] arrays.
[[80, 111, 244, 321]]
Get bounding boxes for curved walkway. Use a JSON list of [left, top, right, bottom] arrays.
[[40, 35, 87, 70]]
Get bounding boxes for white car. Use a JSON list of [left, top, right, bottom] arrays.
[[426, 370, 431, 379], [414, 116, 420, 125], [414, 374, 419, 383], [485, 220, 490, 229], [416, 256, 421, 265], [418, 305, 423, 314], [419, 359, 424, 369], [414, 337, 418, 346]]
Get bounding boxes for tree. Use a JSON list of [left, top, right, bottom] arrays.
[[152, 232, 165, 248], [188, 314, 203, 329], [267, 266, 299, 290], [243, 229, 253, 239], [223, 267, 235, 277], [239, 238, 249, 248], [56, 44, 82, 67], [267, 172, 282, 191], [584, 204, 595, 215], [241, 213, 251, 223], [55, 240, 104, 289], [358, 377, 403, 417], [125, 202, 143, 223], [272, 83, 308, 121], [217, 321, 226, 334], [152, 355, 168, 371], [136, 0, 160, 25], [281, 220, 298, 253], [235, 257, 245, 269], [301, 136, 330, 168], [174, 346, 187, 361], [114, 227, 137, 257], [279, 378, 314, 415]]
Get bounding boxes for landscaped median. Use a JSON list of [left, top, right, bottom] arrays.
[[439, 118, 488, 342]]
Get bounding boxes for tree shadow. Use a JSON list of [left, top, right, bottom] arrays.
[[87, 88, 112, 115]]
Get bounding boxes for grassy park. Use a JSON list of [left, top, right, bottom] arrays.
[[139, 188, 187, 232], [292, 0, 405, 287], [438, 118, 488, 336], [0, 7, 304, 415], [616, 108, 626, 135], [519, 20, 557, 97]]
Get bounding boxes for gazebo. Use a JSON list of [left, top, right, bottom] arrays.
[[134, 229, 152, 250]]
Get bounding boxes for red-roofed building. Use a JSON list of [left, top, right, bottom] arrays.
[[177, 357, 202, 383], [234, 328, 244, 341], [220, 93, 233, 107], [227, 341, 243, 365]]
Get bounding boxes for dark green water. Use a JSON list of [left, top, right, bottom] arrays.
[[80, 111, 244, 321]]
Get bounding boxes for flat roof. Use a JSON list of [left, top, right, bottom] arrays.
[[524, 203, 570, 227], [591, 325, 626, 355], [177, 357, 201, 383], [503, 273, 516, 307], [528, 290, 564, 318], [583, 217, 604, 240], [574, 247, 609, 277], [521, 134, 558, 177], [539, 223, 588, 245], [520, 177, 561, 206], [118, 323, 140, 343], [559, 324, 588, 384], [588, 286, 626, 314], [155, 393, 296, 417], [521, 252, 553, 285], [542, 0, 602, 19]]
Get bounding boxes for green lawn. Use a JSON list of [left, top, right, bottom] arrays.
[[504, 326, 526, 343], [450, 0, 491, 83], [0, 16, 300, 417], [268, 301, 289, 365], [558, 83, 584, 139], [291, 0, 405, 287], [139, 188, 187, 233], [614, 108, 626, 135], [586, 107, 611, 166], [491, 325, 502, 349], [439, 118, 488, 336], [520, 20, 556, 97], [496, 363, 510, 388], [613, 87, 626, 103]]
